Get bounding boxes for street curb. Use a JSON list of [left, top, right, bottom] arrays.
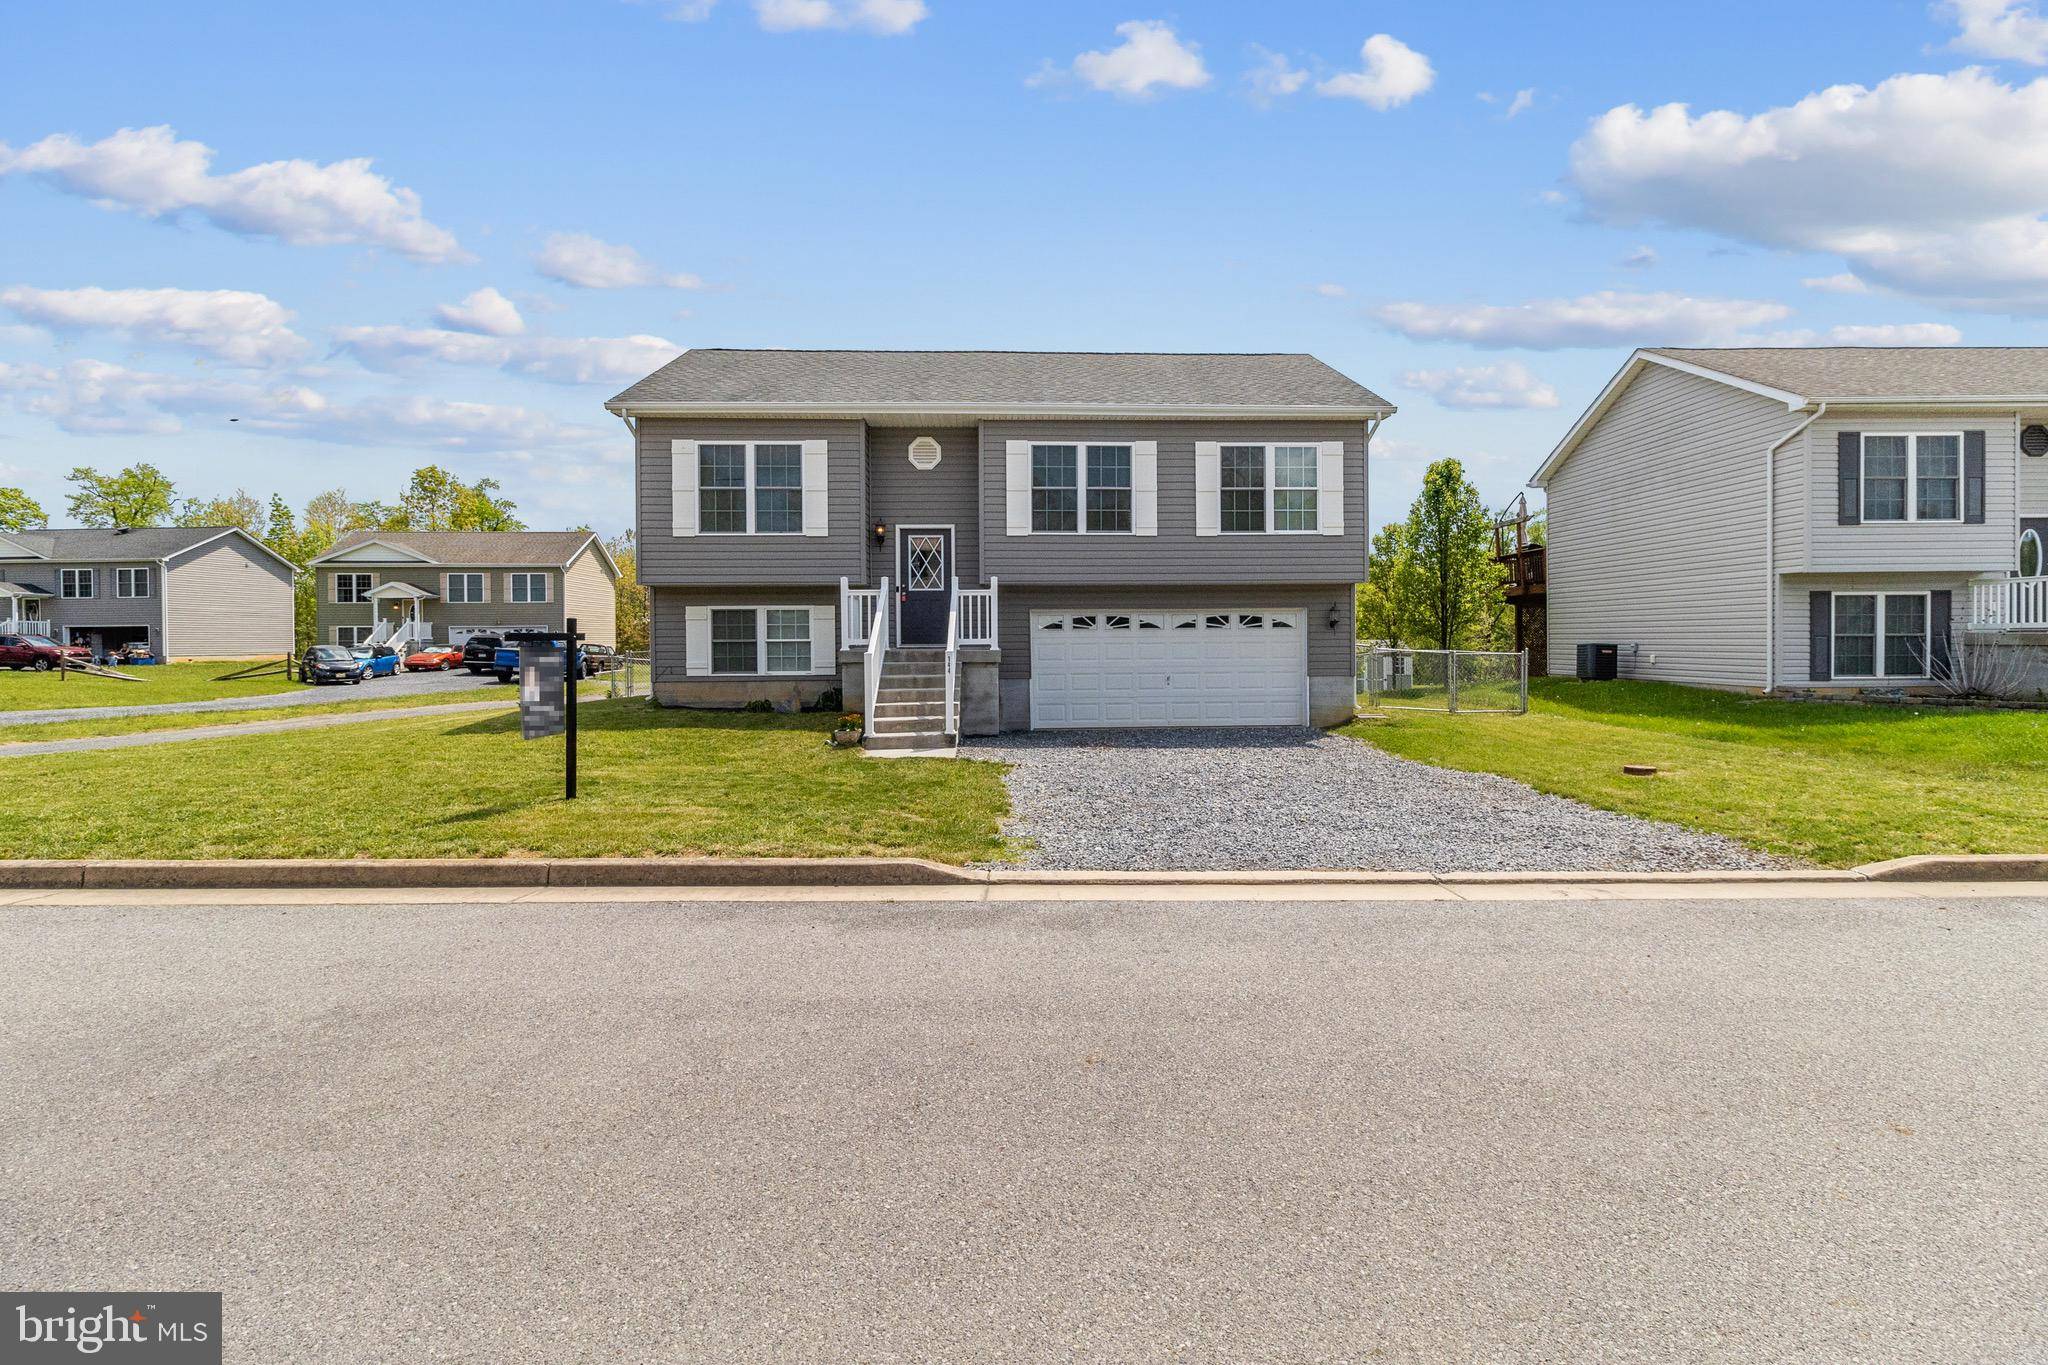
[[0, 852, 2043, 891]]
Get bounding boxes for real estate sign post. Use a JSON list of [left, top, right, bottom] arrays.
[[516, 618, 585, 800]]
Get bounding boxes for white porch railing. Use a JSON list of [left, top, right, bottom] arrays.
[[7, 618, 53, 638], [389, 619, 433, 652], [366, 619, 395, 646], [840, 577, 880, 649], [944, 578, 961, 737], [862, 575, 889, 728], [1969, 575, 2048, 631], [957, 576, 998, 647]]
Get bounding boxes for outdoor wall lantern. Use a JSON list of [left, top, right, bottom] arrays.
[[1327, 605, 1343, 630], [872, 521, 888, 545]]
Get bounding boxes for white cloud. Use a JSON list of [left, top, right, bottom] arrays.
[[1947, 0, 2048, 62], [1802, 272, 1870, 293], [0, 126, 467, 264], [753, 0, 926, 33], [665, 0, 718, 17], [1317, 34, 1434, 110], [1506, 87, 1537, 118], [1372, 290, 1794, 348], [1569, 69, 2048, 308], [1824, 322, 1964, 345], [1313, 282, 1349, 298], [1401, 362, 1561, 410], [0, 285, 307, 367], [1041, 21, 1211, 99], [332, 325, 680, 384], [534, 232, 701, 289], [1244, 46, 1309, 106], [1620, 245, 1658, 269], [433, 287, 526, 337]]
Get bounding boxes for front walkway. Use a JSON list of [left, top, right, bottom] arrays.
[[965, 727, 1784, 872]]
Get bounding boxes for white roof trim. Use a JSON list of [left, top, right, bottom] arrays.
[[309, 537, 437, 567], [605, 400, 1396, 421], [163, 527, 300, 573], [0, 532, 47, 561], [569, 532, 620, 580], [1530, 351, 1806, 489]]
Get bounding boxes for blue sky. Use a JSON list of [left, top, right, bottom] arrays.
[[5, 0, 2047, 534]]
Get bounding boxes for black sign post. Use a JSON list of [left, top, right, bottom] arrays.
[[564, 615, 580, 800], [515, 619, 585, 801]]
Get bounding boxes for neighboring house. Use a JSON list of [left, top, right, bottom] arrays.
[[606, 349, 1393, 751], [0, 526, 295, 660], [1533, 347, 2048, 694], [308, 530, 621, 652]]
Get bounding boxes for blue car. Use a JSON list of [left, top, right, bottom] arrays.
[[493, 641, 588, 684], [350, 644, 402, 679]]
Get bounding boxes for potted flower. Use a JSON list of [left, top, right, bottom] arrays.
[[830, 713, 863, 747]]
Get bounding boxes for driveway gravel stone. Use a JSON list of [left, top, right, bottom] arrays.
[[966, 727, 1784, 871]]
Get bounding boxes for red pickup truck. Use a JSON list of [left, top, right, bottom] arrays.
[[0, 633, 91, 671]]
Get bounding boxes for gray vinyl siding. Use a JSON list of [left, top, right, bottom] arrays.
[[164, 538, 294, 657], [978, 420, 1370, 585], [635, 418, 866, 585], [865, 426, 980, 584], [1544, 363, 1786, 690], [30, 561, 167, 655], [649, 584, 836, 681], [1776, 573, 1976, 688], [561, 546, 619, 647], [995, 583, 1356, 681], [1796, 410, 2016, 573]]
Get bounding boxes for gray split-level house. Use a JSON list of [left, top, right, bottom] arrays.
[[606, 349, 1393, 752], [308, 530, 621, 653], [0, 525, 296, 660], [1534, 347, 2048, 693]]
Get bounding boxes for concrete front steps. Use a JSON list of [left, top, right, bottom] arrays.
[[867, 647, 954, 754]]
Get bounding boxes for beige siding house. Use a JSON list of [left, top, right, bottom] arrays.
[[608, 349, 1394, 752], [1534, 348, 2048, 694], [308, 531, 621, 652], [0, 526, 295, 660]]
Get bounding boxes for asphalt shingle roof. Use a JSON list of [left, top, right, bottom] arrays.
[[607, 349, 1393, 412], [0, 527, 247, 561], [323, 530, 597, 567], [1649, 347, 2048, 400]]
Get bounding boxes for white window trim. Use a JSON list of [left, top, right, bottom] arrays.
[[1027, 441, 1137, 536], [114, 567, 151, 599], [1219, 441, 1322, 536], [2020, 527, 2044, 577], [332, 572, 375, 605], [1829, 590, 1932, 681], [1860, 432, 1963, 524], [508, 572, 550, 605], [444, 571, 488, 605], [60, 568, 95, 599], [699, 440, 807, 537], [709, 606, 815, 676]]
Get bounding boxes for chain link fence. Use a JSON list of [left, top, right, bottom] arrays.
[[1358, 646, 1529, 715], [608, 652, 653, 700]]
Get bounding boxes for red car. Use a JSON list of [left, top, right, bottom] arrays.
[[403, 645, 465, 672], [0, 633, 91, 671]]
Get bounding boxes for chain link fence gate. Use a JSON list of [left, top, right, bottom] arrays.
[[1357, 646, 1529, 715], [608, 652, 653, 699]]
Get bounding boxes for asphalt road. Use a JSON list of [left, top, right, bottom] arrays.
[[2, 894, 2042, 1362]]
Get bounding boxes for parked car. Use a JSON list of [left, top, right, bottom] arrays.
[[581, 642, 620, 675], [351, 644, 403, 679], [301, 644, 367, 685], [492, 637, 589, 684], [403, 645, 464, 672], [0, 634, 91, 671], [459, 634, 504, 675]]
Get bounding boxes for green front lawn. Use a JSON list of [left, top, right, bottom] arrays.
[[0, 703, 1012, 863], [1346, 679, 2048, 868], [0, 659, 300, 710]]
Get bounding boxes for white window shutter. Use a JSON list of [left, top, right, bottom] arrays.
[[1005, 440, 1032, 536], [801, 439, 830, 537], [810, 606, 836, 672], [1131, 440, 1158, 536], [1195, 441, 1221, 537], [1317, 441, 1345, 536], [684, 605, 711, 677], [671, 440, 700, 538]]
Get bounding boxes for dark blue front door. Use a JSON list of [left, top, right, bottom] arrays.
[[896, 528, 951, 646]]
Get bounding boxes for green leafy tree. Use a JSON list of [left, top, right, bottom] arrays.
[[452, 477, 523, 531], [605, 531, 648, 651], [263, 494, 336, 654], [0, 486, 47, 532], [174, 489, 264, 533], [386, 466, 524, 532], [1357, 520, 1421, 646], [1402, 458, 1506, 651], [64, 463, 177, 528]]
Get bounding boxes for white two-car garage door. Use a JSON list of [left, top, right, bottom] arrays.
[[1029, 609, 1307, 728]]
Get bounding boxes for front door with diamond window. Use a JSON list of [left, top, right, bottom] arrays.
[[896, 528, 952, 645]]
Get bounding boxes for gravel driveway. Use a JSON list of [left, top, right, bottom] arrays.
[[965, 727, 1783, 872]]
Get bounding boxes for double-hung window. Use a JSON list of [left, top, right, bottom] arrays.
[[60, 568, 94, 599], [1029, 444, 1132, 533], [1861, 434, 1961, 522], [115, 567, 151, 598], [709, 607, 813, 675], [508, 572, 549, 604], [699, 442, 804, 535], [1221, 443, 1320, 533], [334, 573, 373, 604], [445, 572, 485, 604], [1832, 592, 1929, 679]]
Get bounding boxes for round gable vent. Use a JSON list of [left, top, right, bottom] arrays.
[[908, 436, 942, 470], [2023, 424, 2048, 457]]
